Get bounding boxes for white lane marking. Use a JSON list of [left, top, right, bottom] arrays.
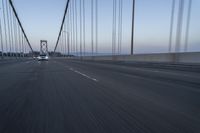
[[68, 67, 98, 82]]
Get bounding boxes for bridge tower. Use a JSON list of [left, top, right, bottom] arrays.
[[40, 40, 48, 55]]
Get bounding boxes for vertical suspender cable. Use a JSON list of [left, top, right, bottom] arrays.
[[95, 0, 98, 55], [13, 10, 17, 57], [66, 8, 69, 55], [59, 34, 61, 53], [59, 29, 61, 54], [60, 33, 62, 54], [80, 0, 82, 57], [14, 16, 19, 57], [120, 0, 123, 54], [9, 3, 14, 56], [59, 34, 61, 54], [62, 30, 64, 55], [64, 21, 67, 56], [21, 33, 24, 57], [61, 32, 62, 54], [61, 33, 62, 54], [5, 0, 11, 55], [24, 35, 26, 55], [67, 31, 70, 56], [63, 29, 64, 55], [83, 0, 86, 56], [175, 0, 184, 53], [63, 28, 65, 55], [91, 0, 94, 56], [169, 0, 175, 53], [61, 30, 63, 55], [117, 0, 119, 54], [75, 0, 78, 55], [112, 0, 117, 55], [2, 0, 8, 56], [23, 33, 26, 56], [19, 27, 23, 57], [72, 0, 75, 54], [67, 14, 70, 55], [184, 0, 192, 52], [60, 30, 62, 54], [118, 0, 123, 54], [18, 24, 21, 57], [66, 6, 69, 55], [0, 15, 4, 58], [131, 0, 135, 55], [24, 33, 26, 55], [69, 2, 73, 54]]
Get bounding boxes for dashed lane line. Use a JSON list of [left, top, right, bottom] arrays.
[[68, 67, 98, 82]]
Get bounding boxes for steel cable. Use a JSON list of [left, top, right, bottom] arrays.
[[91, 0, 94, 56], [95, 0, 98, 55], [112, 0, 117, 55], [8, 3, 14, 56], [0, 14, 4, 57], [2, 0, 8, 56], [184, 0, 192, 52], [5, 0, 12, 55], [169, 0, 175, 53], [83, 0, 86, 56], [79, 0, 82, 57]]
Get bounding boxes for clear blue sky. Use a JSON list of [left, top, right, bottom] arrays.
[[12, 0, 200, 54]]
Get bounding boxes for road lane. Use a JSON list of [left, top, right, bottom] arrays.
[[0, 59, 200, 133]]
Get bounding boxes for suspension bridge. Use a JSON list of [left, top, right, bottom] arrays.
[[0, 0, 200, 133]]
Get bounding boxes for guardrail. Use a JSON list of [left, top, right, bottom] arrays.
[[75, 52, 200, 64]]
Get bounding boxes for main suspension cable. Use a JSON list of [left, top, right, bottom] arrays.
[[9, 0, 33, 53]]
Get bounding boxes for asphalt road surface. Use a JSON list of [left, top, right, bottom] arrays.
[[0, 58, 200, 133]]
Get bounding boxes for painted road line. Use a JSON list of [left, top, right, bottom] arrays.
[[69, 67, 98, 82]]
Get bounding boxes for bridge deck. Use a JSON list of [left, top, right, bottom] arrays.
[[0, 59, 200, 133]]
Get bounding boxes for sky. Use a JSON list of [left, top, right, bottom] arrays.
[[5, 0, 200, 54]]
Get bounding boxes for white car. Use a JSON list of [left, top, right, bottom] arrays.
[[38, 55, 49, 61]]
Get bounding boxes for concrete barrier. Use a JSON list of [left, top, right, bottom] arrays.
[[78, 52, 200, 64]]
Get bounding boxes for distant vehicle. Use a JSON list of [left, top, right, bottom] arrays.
[[38, 54, 49, 61]]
